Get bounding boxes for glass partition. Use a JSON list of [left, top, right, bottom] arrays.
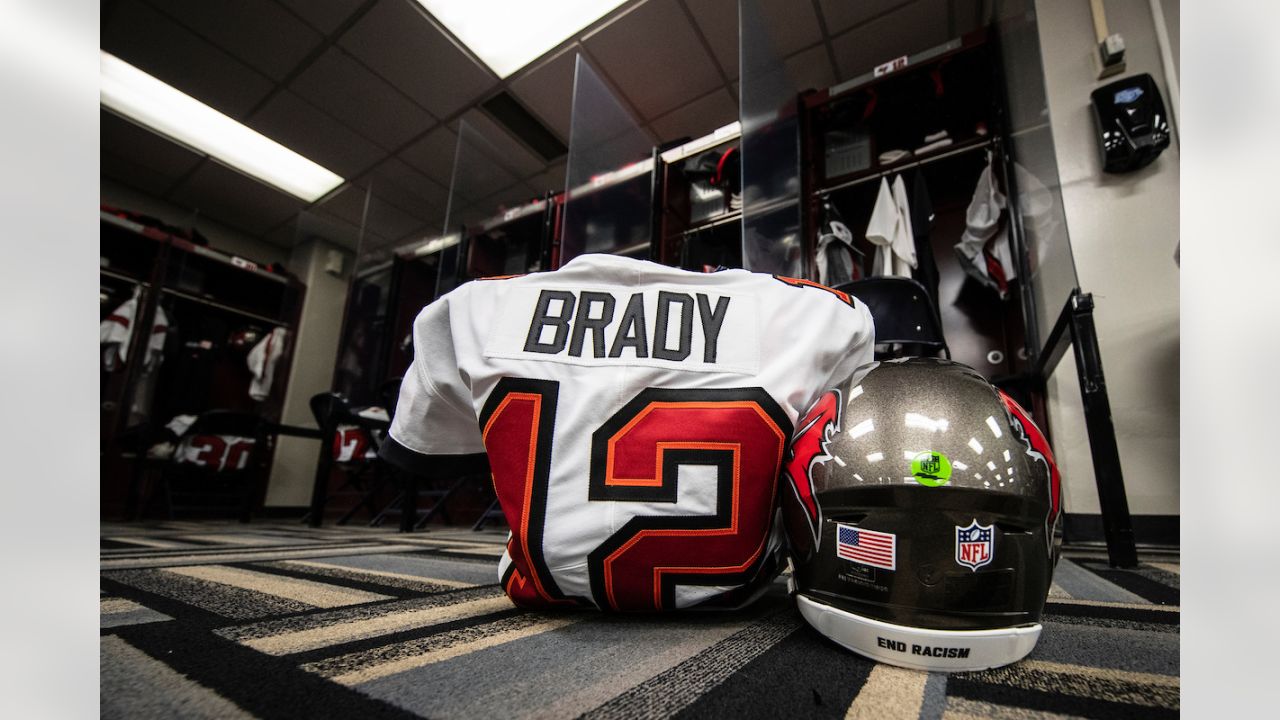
[[738, 0, 803, 276], [438, 118, 551, 280], [317, 186, 399, 407], [993, 6, 1077, 354], [561, 53, 655, 264], [445, 119, 522, 235], [1001, 9, 1135, 555]]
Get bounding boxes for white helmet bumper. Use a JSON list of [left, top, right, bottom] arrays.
[[796, 594, 1041, 672]]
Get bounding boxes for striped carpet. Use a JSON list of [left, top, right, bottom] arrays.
[[101, 522, 1179, 719]]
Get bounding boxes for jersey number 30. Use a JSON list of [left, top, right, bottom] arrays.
[[480, 378, 791, 611]]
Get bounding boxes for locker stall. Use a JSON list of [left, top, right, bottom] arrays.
[[99, 209, 304, 519]]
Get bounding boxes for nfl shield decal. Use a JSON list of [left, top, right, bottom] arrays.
[[955, 519, 994, 571]]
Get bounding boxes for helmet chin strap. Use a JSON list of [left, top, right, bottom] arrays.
[[796, 595, 1041, 673]]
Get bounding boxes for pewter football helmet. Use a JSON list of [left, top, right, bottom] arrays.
[[781, 358, 1062, 671]]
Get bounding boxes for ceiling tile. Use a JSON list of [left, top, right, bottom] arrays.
[[270, 211, 369, 250], [359, 157, 449, 221], [146, 0, 323, 81], [313, 184, 430, 247], [582, 0, 722, 120], [100, 110, 203, 183], [445, 149, 518, 207], [509, 46, 579, 143], [758, 0, 825, 59], [291, 47, 435, 151], [312, 184, 370, 226], [648, 89, 737, 144], [829, 0, 951, 81], [404, 118, 521, 206], [686, 0, 737, 78], [364, 196, 428, 241], [818, 0, 913, 36], [102, 0, 273, 119], [245, 91, 386, 178], [168, 162, 304, 236], [460, 110, 546, 180], [783, 44, 837, 96], [339, 0, 494, 119], [274, 0, 367, 35], [399, 210, 446, 241], [691, 0, 824, 81], [261, 222, 299, 249], [102, 151, 183, 199], [400, 126, 459, 186]]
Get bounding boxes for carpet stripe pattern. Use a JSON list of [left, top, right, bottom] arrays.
[[100, 522, 1178, 718]]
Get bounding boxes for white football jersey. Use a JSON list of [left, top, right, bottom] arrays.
[[332, 408, 388, 463], [174, 434, 255, 472], [332, 425, 376, 463], [385, 254, 874, 611]]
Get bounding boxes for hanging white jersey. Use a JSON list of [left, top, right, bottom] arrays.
[[247, 327, 289, 401], [384, 254, 875, 611], [173, 434, 256, 472], [100, 287, 169, 372], [332, 406, 390, 463], [160, 414, 257, 471], [332, 425, 376, 462]]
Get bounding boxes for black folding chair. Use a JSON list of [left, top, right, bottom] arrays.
[[141, 410, 272, 522], [304, 392, 392, 527], [472, 488, 508, 531], [835, 277, 951, 360], [367, 377, 469, 532]]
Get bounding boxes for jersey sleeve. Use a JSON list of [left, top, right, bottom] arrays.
[[773, 284, 877, 416], [824, 297, 876, 389], [865, 177, 898, 249], [381, 292, 490, 478]]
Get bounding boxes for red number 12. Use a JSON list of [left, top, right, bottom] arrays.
[[480, 378, 790, 611]]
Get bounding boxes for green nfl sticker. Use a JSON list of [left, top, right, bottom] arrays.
[[911, 451, 952, 487]]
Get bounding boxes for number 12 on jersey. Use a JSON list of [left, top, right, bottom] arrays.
[[480, 378, 792, 611]]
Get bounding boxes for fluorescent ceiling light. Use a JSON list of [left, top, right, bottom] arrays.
[[99, 51, 343, 203], [416, 0, 629, 79]]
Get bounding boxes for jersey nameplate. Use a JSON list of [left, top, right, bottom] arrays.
[[486, 286, 760, 374]]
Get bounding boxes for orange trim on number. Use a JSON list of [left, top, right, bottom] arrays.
[[604, 402, 771, 487]]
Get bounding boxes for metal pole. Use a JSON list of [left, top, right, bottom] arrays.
[[1068, 291, 1138, 567]]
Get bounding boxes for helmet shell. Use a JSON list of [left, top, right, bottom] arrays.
[[782, 358, 1062, 634]]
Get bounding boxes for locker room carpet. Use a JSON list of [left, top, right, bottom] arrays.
[[100, 522, 1179, 719]]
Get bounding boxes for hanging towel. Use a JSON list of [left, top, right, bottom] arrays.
[[889, 175, 917, 275], [865, 178, 896, 277], [247, 327, 289, 401], [100, 286, 169, 372], [867, 176, 917, 278]]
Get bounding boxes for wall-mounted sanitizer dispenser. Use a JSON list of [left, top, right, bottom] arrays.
[[1090, 73, 1170, 173]]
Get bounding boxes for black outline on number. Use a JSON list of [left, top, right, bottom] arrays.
[[479, 377, 577, 604], [585, 387, 792, 610]]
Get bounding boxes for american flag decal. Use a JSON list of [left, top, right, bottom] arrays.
[[835, 523, 896, 570]]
